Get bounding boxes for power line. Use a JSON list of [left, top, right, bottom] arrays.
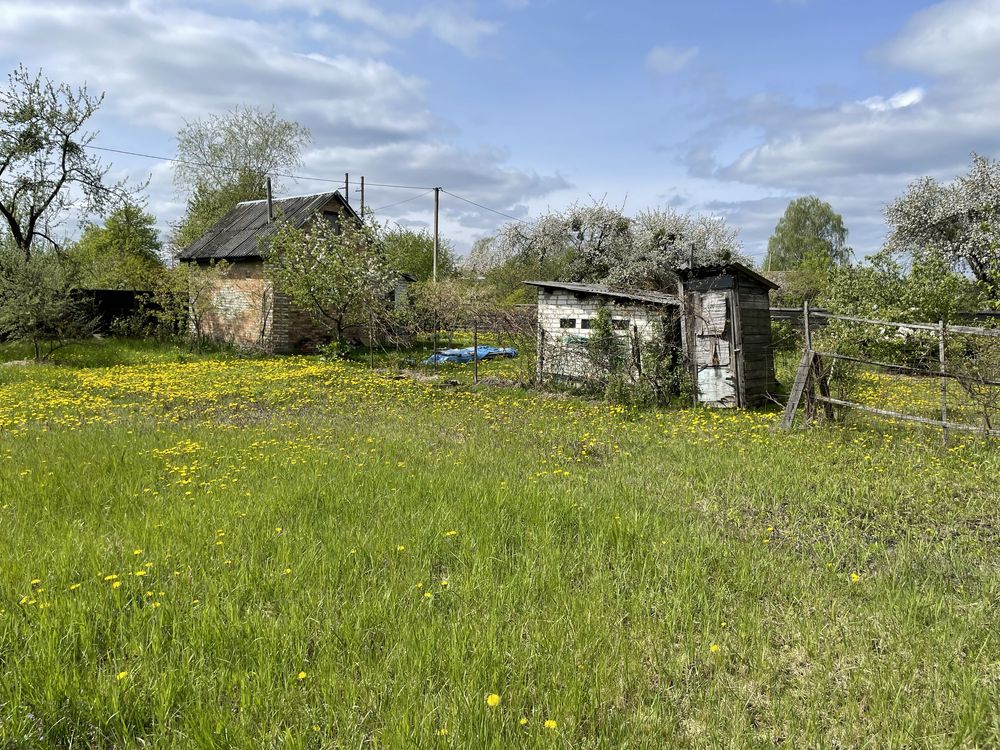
[[371, 189, 434, 212], [86, 143, 530, 224], [85, 145, 434, 191], [440, 188, 525, 223]]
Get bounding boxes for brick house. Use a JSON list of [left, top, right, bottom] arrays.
[[177, 191, 412, 353]]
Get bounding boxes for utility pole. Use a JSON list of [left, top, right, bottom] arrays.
[[344, 173, 350, 207], [265, 176, 273, 223], [433, 187, 441, 284], [360, 176, 365, 217]]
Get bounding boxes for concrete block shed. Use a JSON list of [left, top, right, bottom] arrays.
[[527, 263, 778, 408]]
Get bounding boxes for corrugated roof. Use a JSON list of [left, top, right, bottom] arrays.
[[178, 192, 353, 260], [680, 262, 779, 290], [523, 280, 680, 306]]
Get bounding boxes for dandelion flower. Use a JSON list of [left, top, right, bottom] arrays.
[[486, 693, 501, 708], [444, 530, 458, 537], [436, 728, 448, 736], [116, 671, 128, 680], [850, 572, 861, 583], [544, 719, 557, 730], [112, 581, 122, 589], [132, 549, 142, 555], [519, 717, 529, 726], [710, 643, 720, 653], [69, 583, 81, 591], [397, 545, 406, 552], [297, 671, 307, 680]]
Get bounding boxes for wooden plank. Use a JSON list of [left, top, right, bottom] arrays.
[[812, 354, 835, 421], [780, 349, 815, 429], [813, 311, 1000, 337], [815, 396, 1000, 436]]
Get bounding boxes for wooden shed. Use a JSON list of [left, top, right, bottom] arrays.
[[679, 263, 778, 408]]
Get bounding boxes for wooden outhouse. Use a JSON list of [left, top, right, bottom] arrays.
[[678, 263, 778, 408]]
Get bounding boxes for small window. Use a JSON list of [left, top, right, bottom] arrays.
[[580, 319, 593, 329], [612, 319, 630, 330], [322, 211, 342, 233], [559, 318, 576, 329]]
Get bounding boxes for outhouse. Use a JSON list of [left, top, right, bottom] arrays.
[[678, 263, 778, 408]]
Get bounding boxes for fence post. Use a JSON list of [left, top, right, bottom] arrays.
[[473, 318, 479, 385], [803, 301, 816, 421], [536, 328, 545, 384], [939, 320, 948, 446]]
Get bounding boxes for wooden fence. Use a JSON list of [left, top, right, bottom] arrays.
[[780, 302, 1000, 440]]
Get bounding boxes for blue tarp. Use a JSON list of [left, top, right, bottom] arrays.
[[422, 346, 518, 365]]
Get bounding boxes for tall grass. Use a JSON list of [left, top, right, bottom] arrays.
[[0, 344, 997, 748]]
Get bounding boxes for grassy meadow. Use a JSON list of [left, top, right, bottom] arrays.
[[1, 340, 998, 748]]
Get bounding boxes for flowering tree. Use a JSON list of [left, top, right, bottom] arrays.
[[467, 200, 745, 297], [885, 154, 1000, 297], [266, 215, 395, 343]]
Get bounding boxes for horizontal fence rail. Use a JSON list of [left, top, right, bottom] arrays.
[[781, 302, 1000, 442]]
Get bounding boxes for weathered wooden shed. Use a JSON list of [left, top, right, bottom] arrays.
[[679, 263, 778, 408], [526, 263, 778, 408]]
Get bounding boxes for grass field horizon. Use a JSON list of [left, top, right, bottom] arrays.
[[1, 340, 997, 748]]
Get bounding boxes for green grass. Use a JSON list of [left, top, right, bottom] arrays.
[[1, 342, 998, 748]]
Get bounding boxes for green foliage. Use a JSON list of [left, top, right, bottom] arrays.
[[266, 215, 394, 343], [173, 171, 266, 252], [824, 249, 987, 324], [0, 244, 96, 360], [67, 203, 164, 289], [766, 196, 851, 271], [382, 226, 456, 282], [765, 197, 850, 304]]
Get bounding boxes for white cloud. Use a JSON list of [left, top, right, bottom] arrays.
[[859, 87, 924, 112], [645, 45, 699, 76], [883, 0, 1000, 80], [687, 0, 1000, 256], [0, 0, 565, 248]]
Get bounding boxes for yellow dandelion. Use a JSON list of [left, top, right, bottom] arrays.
[[444, 530, 458, 537], [132, 549, 142, 555], [133, 570, 147, 577], [710, 643, 720, 653], [396, 544, 406, 552], [30, 579, 41, 586], [850, 572, 861, 583], [519, 717, 529, 726], [112, 581, 122, 589], [544, 719, 557, 730], [486, 693, 501, 708], [436, 728, 448, 736], [116, 671, 128, 680], [69, 583, 81, 591], [297, 671, 307, 680]]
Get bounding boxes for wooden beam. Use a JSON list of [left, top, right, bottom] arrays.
[[780, 349, 816, 429], [815, 396, 1000, 437]]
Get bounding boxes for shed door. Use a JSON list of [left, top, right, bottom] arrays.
[[693, 291, 738, 407]]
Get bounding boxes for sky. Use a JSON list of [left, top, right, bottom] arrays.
[[3, 0, 1000, 263]]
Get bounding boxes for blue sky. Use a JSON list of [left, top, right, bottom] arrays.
[[3, 0, 1000, 262]]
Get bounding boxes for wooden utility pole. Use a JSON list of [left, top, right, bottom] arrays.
[[344, 173, 350, 207], [360, 176, 365, 217], [433, 187, 441, 283]]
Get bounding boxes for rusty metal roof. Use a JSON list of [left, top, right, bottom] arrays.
[[523, 280, 680, 306], [177, 191, 354, 261]]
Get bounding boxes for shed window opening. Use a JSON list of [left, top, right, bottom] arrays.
[[580, 318, 593, 329], [612, 318, 630, 331], [559, 318, 577, 329]]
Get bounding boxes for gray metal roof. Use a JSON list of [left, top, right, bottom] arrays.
[[524, 280, 680, 306], [178, 192, 354, 260]]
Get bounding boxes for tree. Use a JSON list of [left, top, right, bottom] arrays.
[[67, 202, 164, 289], [471, 200, 745, 301], [0, 242, 96, 361], [172, 106, 310, 252], [266, 215, 394, 344], [149, 260, 230, 348], [382, 225, 456, 281], [885, 153, 1000, 297], [765, 196, 850, 273], [0, 66, 130, 258]]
